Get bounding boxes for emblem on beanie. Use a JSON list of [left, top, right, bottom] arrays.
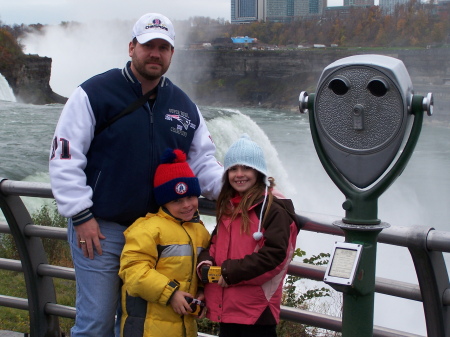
[[175, 182, 188, 195]]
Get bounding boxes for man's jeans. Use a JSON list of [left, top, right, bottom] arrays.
[[68, 218, 126, 337]]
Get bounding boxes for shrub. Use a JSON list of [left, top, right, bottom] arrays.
[[0, 201, 71, 267]]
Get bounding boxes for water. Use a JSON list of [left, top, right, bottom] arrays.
[[0, 74, 16, 103], [1, 92, 449, 334]]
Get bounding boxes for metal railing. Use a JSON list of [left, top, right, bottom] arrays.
[[1, 178, 449, 337]]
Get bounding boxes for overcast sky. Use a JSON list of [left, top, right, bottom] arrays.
[[0, 0, 232, 25], [0, 0, 352, 26]]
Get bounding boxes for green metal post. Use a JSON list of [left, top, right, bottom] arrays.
[[339, 227, 383, 336]]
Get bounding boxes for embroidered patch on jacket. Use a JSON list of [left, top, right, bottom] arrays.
[[165, 109, 196, 138]]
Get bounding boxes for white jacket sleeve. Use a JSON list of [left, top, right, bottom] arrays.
[[49, 87, 96, 218], [187, 107, 224, 201]]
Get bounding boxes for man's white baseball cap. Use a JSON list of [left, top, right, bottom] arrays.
[[132, 13, 175, 47]]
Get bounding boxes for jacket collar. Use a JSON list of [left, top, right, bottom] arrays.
[[230, 192, 266, 212]]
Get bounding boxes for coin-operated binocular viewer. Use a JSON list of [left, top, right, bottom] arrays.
[[299, 54, 433, 336]]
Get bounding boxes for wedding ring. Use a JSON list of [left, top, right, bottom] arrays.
[[79, 240, 86, 244]]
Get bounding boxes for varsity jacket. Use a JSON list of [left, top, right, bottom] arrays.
[[49, 61, 223, 226], [198, 195, 301, 325], [119, 208, 211, 337]]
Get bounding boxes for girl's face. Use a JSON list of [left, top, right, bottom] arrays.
[[228, 165, 258, 195]]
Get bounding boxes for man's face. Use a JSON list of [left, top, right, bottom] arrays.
[[129, 38, 174, 82]]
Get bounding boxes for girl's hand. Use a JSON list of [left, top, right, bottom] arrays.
[[218, 276, 228, 288], [169, 290, 192, 315], [195, 291, 207, 319], [196, 290, 205, 302]]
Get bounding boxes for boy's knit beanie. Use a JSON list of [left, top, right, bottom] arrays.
[[154, 148, 201, 206], [224, 134, 270, 186]]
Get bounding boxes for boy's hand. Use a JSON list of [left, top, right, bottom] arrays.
[[169, 290, 192, 315]]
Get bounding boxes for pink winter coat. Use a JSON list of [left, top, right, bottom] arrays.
[[198, 195, 301, 325]]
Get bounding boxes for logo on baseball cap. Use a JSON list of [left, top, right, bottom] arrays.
[[132, 13, 175, 47]]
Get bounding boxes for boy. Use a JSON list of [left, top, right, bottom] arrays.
[[119, 148, 210, 337]]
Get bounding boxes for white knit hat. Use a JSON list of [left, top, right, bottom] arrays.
[[224, 134, 269, 186]]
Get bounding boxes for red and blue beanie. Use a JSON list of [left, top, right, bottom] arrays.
[[154, 148, 201, 206]]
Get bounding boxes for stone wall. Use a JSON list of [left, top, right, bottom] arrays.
[[168, 48, 450, 112], [6, 48, 450, 116], [3, 54, 66, 105]]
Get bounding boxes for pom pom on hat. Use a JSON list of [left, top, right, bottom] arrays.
[[160, 148, 186, 165], [224, 134, 270, 186], [154, 148, 201, 206]]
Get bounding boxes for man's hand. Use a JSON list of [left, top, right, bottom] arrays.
[[74, 218, 105, 259]]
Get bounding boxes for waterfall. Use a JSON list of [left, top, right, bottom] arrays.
[[204, 107, 294, 197], [0, 73, 17, 102]]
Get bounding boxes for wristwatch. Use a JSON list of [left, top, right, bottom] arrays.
[[166, 279, 180, 305], [168, 280, 180, 291]]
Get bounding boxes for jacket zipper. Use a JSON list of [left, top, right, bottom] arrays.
[[181, 221, 196, 286]]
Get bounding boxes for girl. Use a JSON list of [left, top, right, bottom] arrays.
[[198, 134, 301, 337]]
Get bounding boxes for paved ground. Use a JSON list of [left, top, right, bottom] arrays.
[[0, 332, 24, 337]]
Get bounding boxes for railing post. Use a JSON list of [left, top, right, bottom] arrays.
[[408, 227, 450, 337], [0, 178, 61, 337]]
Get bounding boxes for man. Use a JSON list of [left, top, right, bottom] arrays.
[[49, 13, 223, 337]]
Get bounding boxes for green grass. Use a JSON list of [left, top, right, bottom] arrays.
[[0, 203, 75, 334], [0, 269, 75, 335], [0, 270, 29, 332]]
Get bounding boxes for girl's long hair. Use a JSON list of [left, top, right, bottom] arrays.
[[216, 170, 275, 234]]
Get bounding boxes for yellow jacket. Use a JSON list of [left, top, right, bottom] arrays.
[[119, 208, 210, 337]]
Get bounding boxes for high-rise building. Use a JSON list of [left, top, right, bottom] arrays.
[[231, 0, 324, 23], [231, 0, 265, 23], [378, 0, 409, 13], [344, 0, 374, 6]]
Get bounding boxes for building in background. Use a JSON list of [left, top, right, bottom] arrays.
[[344, 0, 374, 5], [231, 36, 258, 43], [231, 0, 324, 23], [378, 0, 409, 13], [231, 0, 265, 23], [231, 0, 449, 23]]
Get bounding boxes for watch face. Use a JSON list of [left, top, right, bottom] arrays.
[[168, 280, 180, 289]]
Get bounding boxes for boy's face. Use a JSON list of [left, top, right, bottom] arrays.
[[164, 196, 199, 221]]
